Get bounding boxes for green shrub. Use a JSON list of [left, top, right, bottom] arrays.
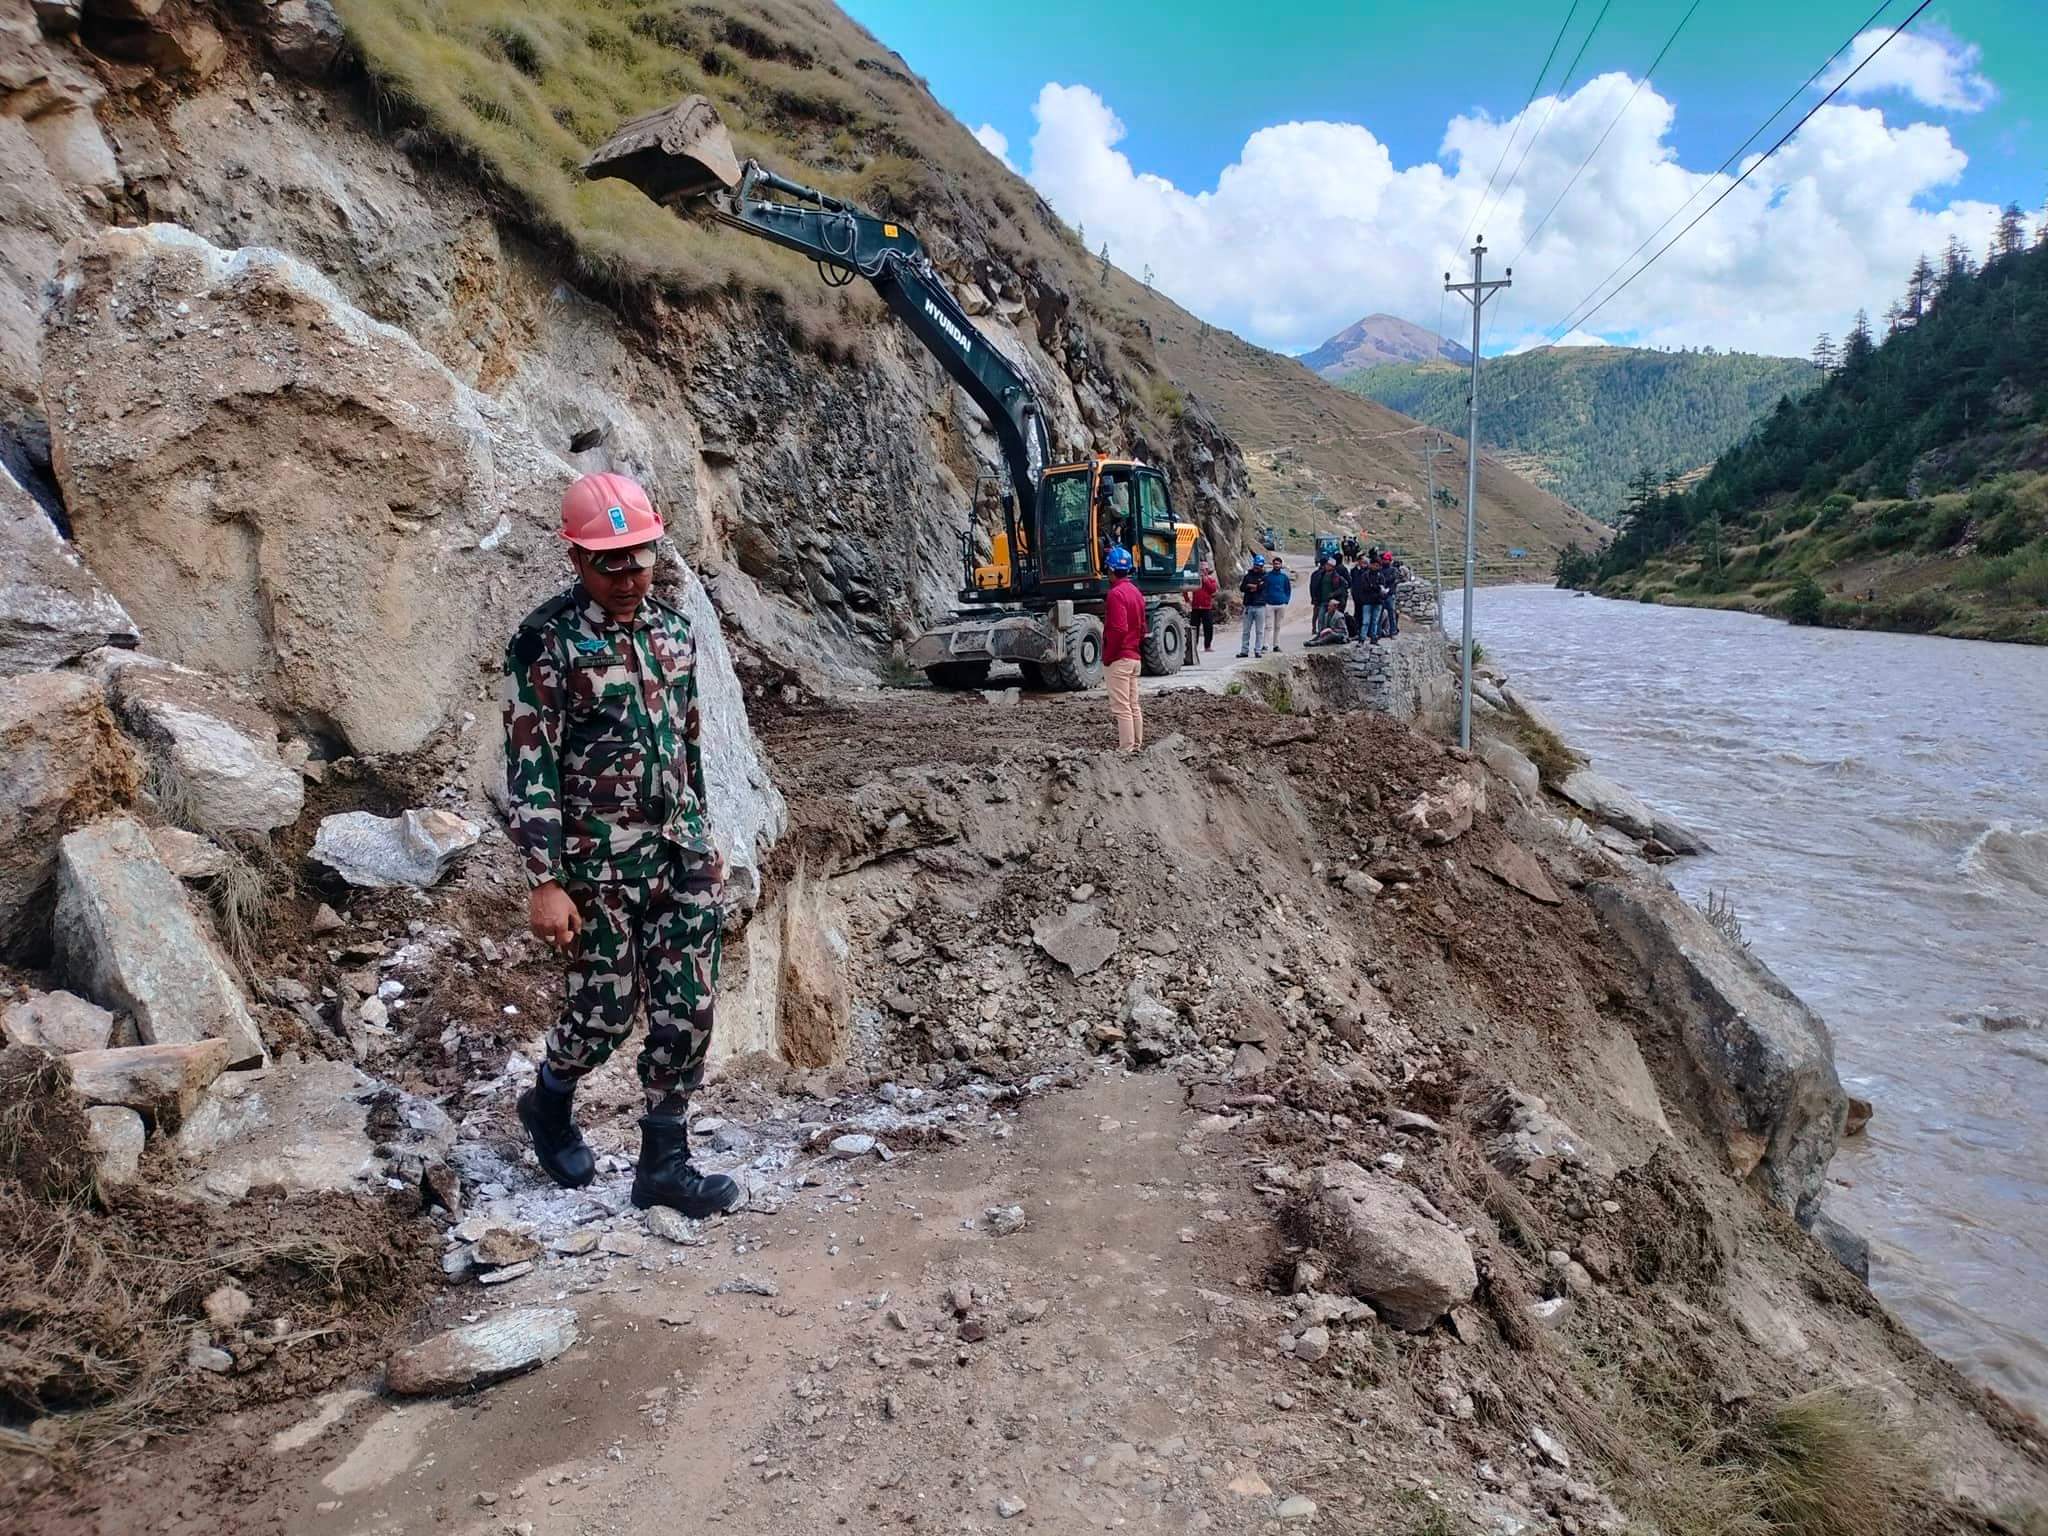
[[485, 20, 545, 76], [1918, 501, 1971, 551], [1815, 493, 1854, 530], [1783, 575, 1825, 625], [1779, 506, 1815, 532], [1881, 590, 1957, 632]]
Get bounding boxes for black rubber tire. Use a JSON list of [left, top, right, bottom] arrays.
[[1048, 614, 1105, 691], [1017, 661, 1050, 691], [1140, 606, 1187, 676], [925, 660, 992, 689]]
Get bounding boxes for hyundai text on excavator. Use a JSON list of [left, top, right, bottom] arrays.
[[583, 98, 1208, 691]]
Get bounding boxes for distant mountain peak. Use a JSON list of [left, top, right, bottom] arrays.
[[1300, 314, 1471, 379]]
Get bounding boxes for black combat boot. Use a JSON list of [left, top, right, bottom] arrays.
[[631, 1114, 743, 1217], [517, 1075, 595, 1189]]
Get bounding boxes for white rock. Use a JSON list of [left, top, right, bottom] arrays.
[[1277, 1494, 1318, 1521], [2, 988, 115, 1053], [829, 1134, 876, 1158], [385, 1309, 578, 1395], [204, 1283, 254, 1328], [312, 808, 480, 889], [1559, 769, 1708, 854], [1530, 1425, 1571, 1470], [1293, 1326, 1330, 1362], [187, 1335, 233, 1373]]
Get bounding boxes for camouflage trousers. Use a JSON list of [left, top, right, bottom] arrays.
[[543, 852, 722, 1113]]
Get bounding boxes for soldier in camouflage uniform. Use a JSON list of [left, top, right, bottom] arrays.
[[503, 471, 742, 1217]]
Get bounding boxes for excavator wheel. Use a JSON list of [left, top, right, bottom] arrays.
[[1017, 661, 1050, 691], [1048, 614, 1104, 692], [925, 660, 992, 690], [1140, 607, 1187, 676]]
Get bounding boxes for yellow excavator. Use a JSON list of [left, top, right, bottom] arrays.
[[584, 99, 1209, 690]]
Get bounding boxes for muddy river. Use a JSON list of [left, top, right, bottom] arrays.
[[1457, 584, 2048, 1415]]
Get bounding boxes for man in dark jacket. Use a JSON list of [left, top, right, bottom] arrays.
[[1236, 554, 1268, 657], [1377, 550, 1402, 639], [1348, 556, 1375, 643]]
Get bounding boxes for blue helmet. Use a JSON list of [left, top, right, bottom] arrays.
[[1251, 553, 1267, 567], [1105, 544, 1134, 575]]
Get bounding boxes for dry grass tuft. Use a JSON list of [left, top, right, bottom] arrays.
[[1702, 888, 1751, 951], [1740, 1390, 1927, 1536], [0, 1046, 100, 1207], [1517, 716, 1582, 785]]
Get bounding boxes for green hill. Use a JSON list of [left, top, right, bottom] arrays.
[[1574, 234, 2048, 645], [1344, 346, 1816, 522]]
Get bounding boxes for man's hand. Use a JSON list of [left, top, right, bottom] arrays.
[[530, 881, 582, 954]]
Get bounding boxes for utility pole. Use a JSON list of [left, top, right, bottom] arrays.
[[1444, 239, 1510, 750], [1422, 435, 1451, 636]]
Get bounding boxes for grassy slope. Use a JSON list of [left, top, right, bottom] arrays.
[[332, 0, 1590, 567], [1598, 467, 2048, 645], [1346, 346, 1816, 523]]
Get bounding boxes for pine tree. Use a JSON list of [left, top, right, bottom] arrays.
[[1076, 222, 1084, 251], [1938, 235, 1975, 300], [1993, 201, 2027, 262], [1098, 241, 1110, 288], [1811, 331, 1837, 376], [1884, 300, 1906, 338], [1142, 263, 1153, 293], [1905, 255, 1936, 322], [1843, 309, 1875, 366]]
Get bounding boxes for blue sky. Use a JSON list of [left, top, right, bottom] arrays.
[[842, 1, 2044, 356]]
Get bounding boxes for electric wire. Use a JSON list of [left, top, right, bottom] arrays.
[[1541, 0, 1896, 342], [1459, 0, 1585, 245], [1509, 0, 1705, 268], [1466, 0, 1616, 243], [1546, 0, 1928, 339]]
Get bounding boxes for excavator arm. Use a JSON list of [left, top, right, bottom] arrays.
[[584, 104, 1051, 579]]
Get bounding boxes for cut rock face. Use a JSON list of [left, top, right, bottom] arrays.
[[52, 817, 266, 1065], [42, 223, 566, 757], [385, 1308, 579, 1396], [110, 662, 303, 833], [311, 808, 480, 888], [0, 670, 139, 959], [1588, 880, 1845, 1225], [0, 459, 137, 674], [1308, 1162, 1478, 1331]]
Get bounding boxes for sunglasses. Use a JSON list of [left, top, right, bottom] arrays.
[[587, 545, 657, 576]]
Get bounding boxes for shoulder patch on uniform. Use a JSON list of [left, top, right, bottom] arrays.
[[509, 626, 549, 669], [516, 588, 578, 634]]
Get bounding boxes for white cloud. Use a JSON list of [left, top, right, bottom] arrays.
[[972, 122, 1016, 171], [1511, 329, 1609, 354], [1818, 27, 1997, 114], [1013, 74, 2005, 359]]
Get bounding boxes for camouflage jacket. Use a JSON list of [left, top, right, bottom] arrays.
[[502, 586, 712, 887]]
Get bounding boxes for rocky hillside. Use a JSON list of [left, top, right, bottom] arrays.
[[1348, 346, 1818, 523], [1299, 311, 1471, 377]]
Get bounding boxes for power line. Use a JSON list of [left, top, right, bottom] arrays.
[[1547, 0, 1927, 340], [1460, 0, 1584, 245], [1467, 0, 1617, 242], [1545, 0, 1896, 341], [1510, 0, 1705, 267]]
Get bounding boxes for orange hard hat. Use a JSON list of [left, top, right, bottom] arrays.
[[560, 472, 662, 550]]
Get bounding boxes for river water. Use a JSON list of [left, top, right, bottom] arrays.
[[1456, 584, 2048, 1415]]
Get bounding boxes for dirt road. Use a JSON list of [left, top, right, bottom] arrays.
[[91, 1073, 1408, 1536]]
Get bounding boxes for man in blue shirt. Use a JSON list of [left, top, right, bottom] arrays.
[[1263, 557, 1293, 652]]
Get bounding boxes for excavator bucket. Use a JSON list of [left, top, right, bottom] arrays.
[[583, 96, 742, 206]]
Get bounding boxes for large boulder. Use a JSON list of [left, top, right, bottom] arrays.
[[0, 669, 138, 958], [1588, 880, 1845, 1224], [52, 817, 266, 1065], [42, 223, 563, 757], [1559, 769, 1709, 855], [109, 660, 303, 833], [1307, 1163, 1478, 1331], [0, 459, 136, 673]]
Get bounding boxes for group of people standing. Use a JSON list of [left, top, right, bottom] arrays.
[[1230, 541, 1407, 657]]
